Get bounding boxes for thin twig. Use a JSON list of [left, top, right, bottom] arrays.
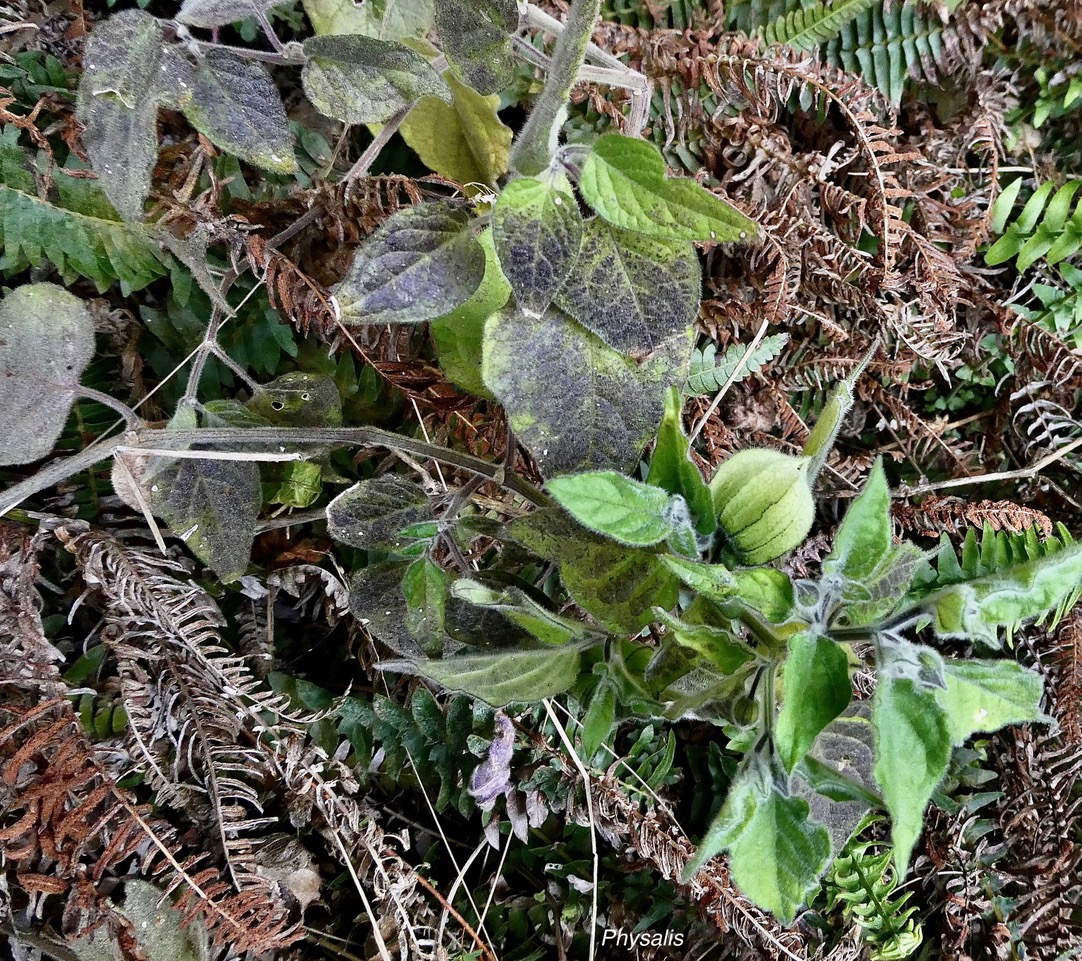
[[689, 318, 771, 442], [345, 107, 411, 184]]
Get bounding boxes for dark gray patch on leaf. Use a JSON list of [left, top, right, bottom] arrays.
[[0, 283, 96, 466], [492, 174, 582, 316], [333, 202, 486, 325], [181, 49, 296, 173], [326, 475, 432, 551], [434, 0, 519, 95], [146, 446, 262, 583], [76, 11, 169, 219], [555, 218, 700, 354], [482, 305, 694, 475], [178, 0, 287, 28], [301, 34, 451, 125]]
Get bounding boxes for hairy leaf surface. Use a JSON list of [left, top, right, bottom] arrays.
[[936, 660, 1044, 745], [301, 35, 450, 125], [555, 218, 699, 354], [399, 73, 512, 188], [181, 50, 296, 173], [327, 476, 432, 552], [578, 134, 759, 243], [776, 632, 851, 772], [178, 0, 286, 28], [647, 387, 714, 534], [334, 202, 486, 324], [492, 174, 582, 315], [302, 0, 434, 38], [482, 306, 692, 475], [433, 0, 518, 95], [0, 283, 96, 466], [547, 472, 677, 547]]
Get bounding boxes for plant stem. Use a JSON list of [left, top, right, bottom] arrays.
[[76, 386, 141, 430], [510, 0, 602, 176]]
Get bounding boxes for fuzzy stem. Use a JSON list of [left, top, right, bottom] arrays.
[[510, 0, 602, 176]]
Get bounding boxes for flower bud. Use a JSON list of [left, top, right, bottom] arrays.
[[709, 448, 815, 565]]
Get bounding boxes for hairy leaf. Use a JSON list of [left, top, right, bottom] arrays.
[[555, 218, 700, 354], [178, 0, 286, 28], [399, 72, 512, 188], [482, 305, 692, 475], [652, 609, 753, 673], [380, 646, 582, 706], [430, 228, 510, 398], [507, 507, 679, 634], [776, 632, 851, 772], [683, 750, 831, 922], [403, 557, 450, 652], [333, 202, 486, 325], [348, 561, 424, 656], [180, 49, 296, 173], [301, 34, 450, 125], [452, 579, 595, 646], [0, 283, 96, 466], [659, 555, 735, 601], [302, 0, 434, 39], [326, 475, 432, 552], [246, 371, 343, 427], [492, 173, 582, 315], [935, 660, 1044, 746], [433, 0, 518, 95], [826, 459, 892, 582], [146, 419, 262, 583], [647, 387, 714, 534], [873, 676, 951, 875], [578, 133, 759, 243], [76, 10, 170, 219], [922, 542, 1082, 646], [546, 472, 678, 547]]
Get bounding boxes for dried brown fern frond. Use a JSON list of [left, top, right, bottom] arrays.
[[891, 495, 1054, 537], [0, 527, 302, 954]]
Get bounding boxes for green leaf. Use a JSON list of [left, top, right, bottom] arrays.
[[936, 660, 1044, 746], [0, 283, 96, 466], [776, 632, 851, 772], [403, 557, 450, 651], [492, 173, 583, 315], [180, 49, 296, 173], [555, 218, 700, 354], [326, 475, 432, 551], [399, 72, 512, 188], [683, 750, 831, 922], [652, 608, 753, 673], [146, 415, 262, 583], [922, 542, 1082, 646], [647, 386, 714, 534], [546, 471, 679, 547], [482, 305, 693, 476], [302, 0, 434, 39], [451, 578, 595, 646], [380, 646, 582, 706], [508, 507, 679, 634], [733, 568, 795, 623], [178, 0, 286, 28], [873, 676, 951, 875], [333, 201, 486, 325], [581, 681, 616, 757], [430, 227, 510, 398], [578, 133, 759, 243], [76, 10, 170, 219], [433, 0, 518, 95], [826, 458, 892, 582], [246, 371, 342, 427], [659, 555, 734, 600], [301, 34, 450, 125]]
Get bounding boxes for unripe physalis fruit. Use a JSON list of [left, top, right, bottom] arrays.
[[709, 448, 815, 565]]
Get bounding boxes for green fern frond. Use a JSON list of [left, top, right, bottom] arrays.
[[0, 127, 169, 294], [932, 522, 1076, 586], [825, 819, 923, 960], [761, 0, 880, 52], [726, 0, 795, 35], [601, 0, 707, 30], [986, 179, 1082, 272], [824, 2, 944, 106], [685, 333, 789, 396]]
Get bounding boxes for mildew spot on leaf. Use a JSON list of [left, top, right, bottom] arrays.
[[433, 0, 519, 95], [481, 305, 693, 475], [334, 202, 486, 325], [301, 34, 451, 125], [555, 217, 700, 354], [0, 283, 96, 466]]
